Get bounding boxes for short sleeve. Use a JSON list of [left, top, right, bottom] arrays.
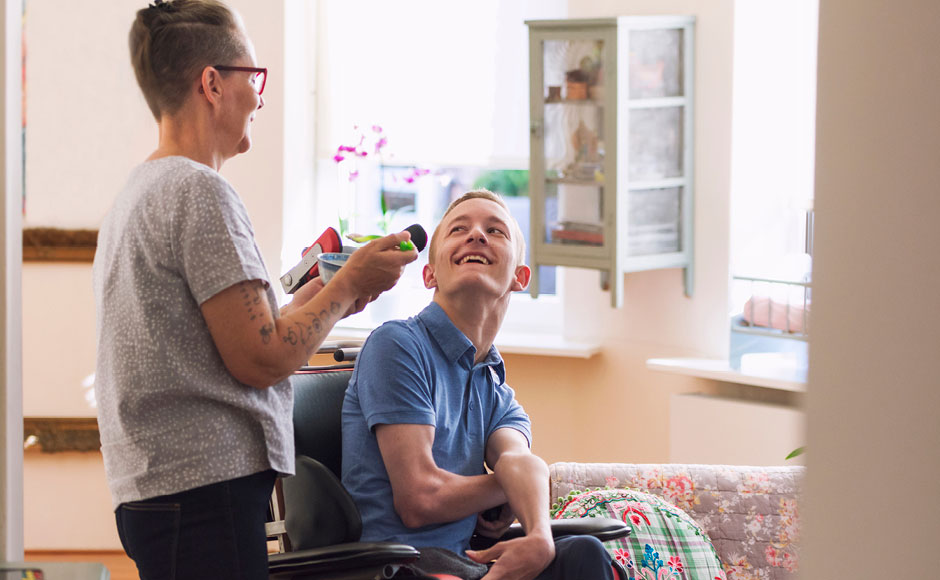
[[171, 169, 270, 305], [354, 323, 436, 430], [488, 381, 532, 447]]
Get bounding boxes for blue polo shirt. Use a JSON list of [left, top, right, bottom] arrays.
[[341, 302, 532, 554]]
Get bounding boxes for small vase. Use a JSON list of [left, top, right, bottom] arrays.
[[337, 167, 360, 238]]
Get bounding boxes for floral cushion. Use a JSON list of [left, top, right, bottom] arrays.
[[551, 487, 726, 580], [549, 463, 802, 580]]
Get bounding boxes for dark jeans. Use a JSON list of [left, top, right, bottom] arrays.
[[420, 535, 615, 580], [536, 535, 615, 580], [115, 470, 276, 580]]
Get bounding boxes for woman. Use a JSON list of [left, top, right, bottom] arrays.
[[92, 2, 416, 578]]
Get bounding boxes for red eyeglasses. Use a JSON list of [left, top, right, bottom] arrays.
[[213, 65, 267, 96]]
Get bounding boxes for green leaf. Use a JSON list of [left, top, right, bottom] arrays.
[[785, 446, 806, 460]]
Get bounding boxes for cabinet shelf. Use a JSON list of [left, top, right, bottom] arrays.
[[544, 99, 604, 107], [527, 16, 695, 307], [545, 177, 604, 186], [628, 96, 688, 109]]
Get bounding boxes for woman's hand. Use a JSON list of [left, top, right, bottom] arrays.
[[280, 275, 325, 318], [331, 231, 418, 302]]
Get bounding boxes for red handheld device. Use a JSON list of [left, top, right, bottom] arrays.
[[279, 227, 343, 294]]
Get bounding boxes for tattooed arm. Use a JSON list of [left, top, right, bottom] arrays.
[[200, 232, 417, 389]]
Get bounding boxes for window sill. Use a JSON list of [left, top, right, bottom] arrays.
[[329, 327, 601, 359], [646, 357, 807, 392]]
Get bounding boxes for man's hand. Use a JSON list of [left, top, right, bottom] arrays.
[[474, 503, 515, 539], [466, 533, 555, 580]]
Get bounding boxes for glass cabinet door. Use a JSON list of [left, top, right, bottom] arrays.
[[538, 37, 608, 252], [624, 27, 687, 257], [528, 17, 695, 306]]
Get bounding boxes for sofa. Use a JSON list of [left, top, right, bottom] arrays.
[[549, 462, 803, 580]]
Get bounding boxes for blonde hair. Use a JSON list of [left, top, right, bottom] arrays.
[[428, 189, 527, 267], [129, 0, 247, 120]]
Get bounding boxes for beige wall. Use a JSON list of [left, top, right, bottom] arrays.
[[22, 0, 286, 275], [803, 0, 940, 576], [509, 0, 735, 465], [21, 0, 289, 550]]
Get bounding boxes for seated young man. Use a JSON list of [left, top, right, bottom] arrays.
[[342, 190, 613, 579]]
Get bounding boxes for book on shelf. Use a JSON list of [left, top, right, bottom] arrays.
[[551, 221, 604, 245]]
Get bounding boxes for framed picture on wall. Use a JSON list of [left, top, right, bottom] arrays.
[[22, 227, 97, 262]]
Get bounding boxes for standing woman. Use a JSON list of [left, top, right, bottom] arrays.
[[92, 1, 417, 579]]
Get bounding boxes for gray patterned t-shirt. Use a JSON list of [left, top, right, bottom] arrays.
[[93, 156, 293, 508]]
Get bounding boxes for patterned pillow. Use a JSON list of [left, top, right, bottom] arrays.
[[551, 488, 726, 580]]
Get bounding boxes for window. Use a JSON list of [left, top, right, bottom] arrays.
[[729, 0, 818, 375], [283, 0, 567, 332]]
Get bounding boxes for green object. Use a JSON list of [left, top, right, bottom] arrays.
[[346, 233, 381, 243], [347, 233, 415, 251], [785, 446, 806, 460]]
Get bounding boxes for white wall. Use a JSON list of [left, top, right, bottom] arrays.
[[803, 0, 940, 576]]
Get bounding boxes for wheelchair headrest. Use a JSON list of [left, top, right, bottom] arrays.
[[291, 367, 353, 478]]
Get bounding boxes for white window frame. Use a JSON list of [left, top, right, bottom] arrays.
[[280, 0, 566, 336]]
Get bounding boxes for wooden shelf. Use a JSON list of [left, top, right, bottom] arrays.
[[545, 177, 603, 186], [544, 99, 603, 106]]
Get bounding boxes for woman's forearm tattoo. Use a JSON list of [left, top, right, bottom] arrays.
[[238, 281, 341, 353]]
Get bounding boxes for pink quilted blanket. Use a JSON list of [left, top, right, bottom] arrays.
[[741, 296, 808, 334]]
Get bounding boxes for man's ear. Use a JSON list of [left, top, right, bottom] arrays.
[[422, 263, 438, 290], [199, 66, 224, 105], [510, 264, 531, 292]]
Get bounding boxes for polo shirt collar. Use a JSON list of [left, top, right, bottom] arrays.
[[418, 302, 506, 381]]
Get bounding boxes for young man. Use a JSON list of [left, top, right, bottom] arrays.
[[341, 190, 614, 579]]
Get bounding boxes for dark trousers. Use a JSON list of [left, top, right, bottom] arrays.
[[115, 470, 276, 580], [536, 535, 615, 580], [421, 535, 615, 580]]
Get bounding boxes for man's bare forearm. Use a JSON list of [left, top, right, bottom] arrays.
[[491, 452, 552, 540], [396, 469, 508, 528]]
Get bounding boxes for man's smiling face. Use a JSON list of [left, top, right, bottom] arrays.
[[423, 197, 530, 299]]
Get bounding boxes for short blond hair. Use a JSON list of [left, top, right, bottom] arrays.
[[428, 189, 527, 267]]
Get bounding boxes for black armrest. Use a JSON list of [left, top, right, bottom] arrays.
[[469, 517, 630, 551], [268, 541, 419, 578]]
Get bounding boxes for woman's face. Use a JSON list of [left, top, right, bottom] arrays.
[[219, 36, 264, 158]]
